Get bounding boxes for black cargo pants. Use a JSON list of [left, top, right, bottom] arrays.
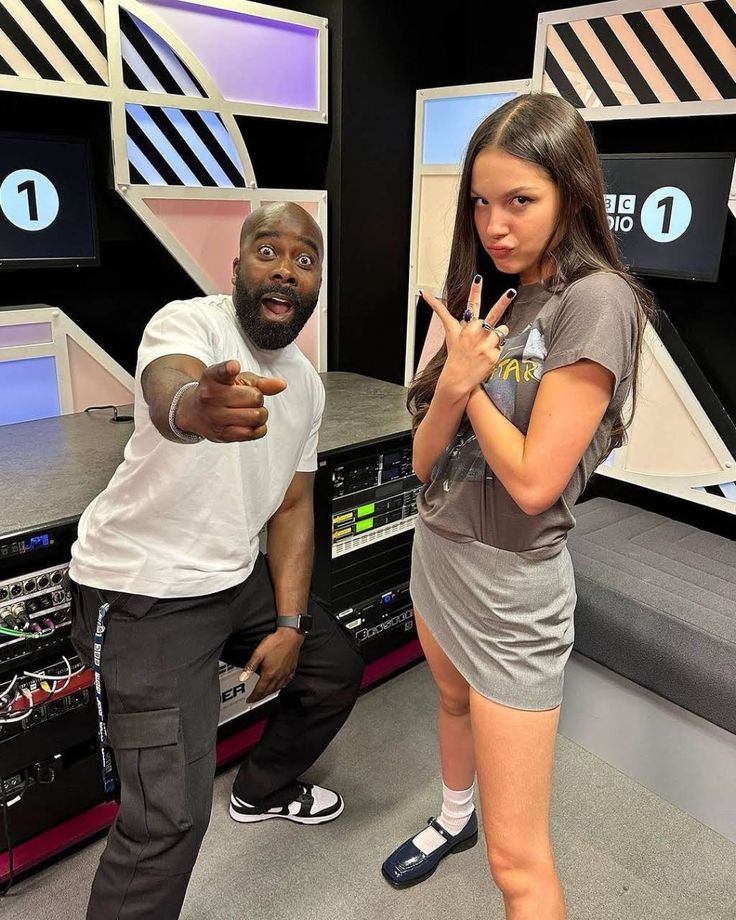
[[70, 553, 363, 920]]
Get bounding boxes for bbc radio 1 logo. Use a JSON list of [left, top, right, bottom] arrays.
[[605, 186, 693, 243], [605, 193, 636, 234]]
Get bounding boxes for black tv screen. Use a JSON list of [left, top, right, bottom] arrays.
[[0, 134, 98, 270], [599, 152, 733, 282]]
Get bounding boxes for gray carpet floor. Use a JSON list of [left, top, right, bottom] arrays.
[[3, 662, 736, 919]]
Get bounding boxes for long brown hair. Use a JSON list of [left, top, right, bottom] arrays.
[[407, 92, 656, 457]]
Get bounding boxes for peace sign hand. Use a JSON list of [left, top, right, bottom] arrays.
[[421, 275, 515, 397]]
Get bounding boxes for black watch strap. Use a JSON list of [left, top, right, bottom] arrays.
[[277, 614, 313, 634]]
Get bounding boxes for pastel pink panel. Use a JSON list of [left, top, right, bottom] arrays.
[[68, 339, 133, 412], [144, 198, 253, 291], [293, 312, 319, 369], [416, 312, 445, 376]]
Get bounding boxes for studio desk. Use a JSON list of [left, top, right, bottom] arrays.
[[0, 372, 422, 880]]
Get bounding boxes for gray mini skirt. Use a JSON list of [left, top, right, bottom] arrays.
[[410, 517, 577, 711]]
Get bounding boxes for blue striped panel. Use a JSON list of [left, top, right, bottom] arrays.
[[161, 108, 235, 188], [196, 110, 243, 173], [127, 103, 200, 185], [126, 135, 166, 185]]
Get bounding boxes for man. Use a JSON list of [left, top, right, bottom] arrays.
[[68, 202, 364, 920]]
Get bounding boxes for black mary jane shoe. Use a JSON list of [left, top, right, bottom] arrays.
[[381, 812, 479, 889]]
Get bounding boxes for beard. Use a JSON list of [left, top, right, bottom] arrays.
[[232, 275, 318, 350]]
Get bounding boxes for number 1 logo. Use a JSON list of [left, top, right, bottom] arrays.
[[0, 169, 60, 231], [640, 186, 692, 243]]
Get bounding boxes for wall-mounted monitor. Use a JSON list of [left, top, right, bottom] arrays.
[[600, 153, 734, 283], [0, 133, 99, 270]]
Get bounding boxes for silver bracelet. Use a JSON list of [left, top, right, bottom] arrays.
[[168, 381, 204, 443]]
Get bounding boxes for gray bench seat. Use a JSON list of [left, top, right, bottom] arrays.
[[567, 497, 736, 734]]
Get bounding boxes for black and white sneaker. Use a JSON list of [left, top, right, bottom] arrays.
[[229, 782, 345, 825]]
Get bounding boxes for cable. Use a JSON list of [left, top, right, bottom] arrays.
[[85, 405, 133, 423], [0, 676, 18, 701], [0, 776, 14, 897], [0, 656, 84, 724], [0, 626, 34, 639], [0, 697, 16, 717], [0, 713, 32, 726], [25, 681, 54, 708], [24, 655, 78, 694], [0, 690, 33, 724], [31, 626, 55, 638], [0, 691, 19, 716], [23, 656, 83, 685], [56, 655, 76, 692]]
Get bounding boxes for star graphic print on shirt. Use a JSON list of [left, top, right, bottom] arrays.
[[432, 324, 547, 488]]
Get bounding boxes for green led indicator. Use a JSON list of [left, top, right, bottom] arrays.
[[357, 503, 375, 518], [356, 518, 374, 533]]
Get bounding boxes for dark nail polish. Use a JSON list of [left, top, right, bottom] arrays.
[[474, 274, 482, 284], [506, 288, 517, 299]]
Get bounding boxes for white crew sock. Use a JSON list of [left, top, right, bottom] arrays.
[[413, 781, 475, 855]]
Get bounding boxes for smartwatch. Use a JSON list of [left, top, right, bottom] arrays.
[[277, 614, 313, 635]]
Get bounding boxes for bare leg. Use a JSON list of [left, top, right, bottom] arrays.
[[471, 690, 565, 920], [415, 610, 475, 789]]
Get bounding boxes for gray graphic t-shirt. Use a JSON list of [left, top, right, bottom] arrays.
[[417, 271, 639, 559]]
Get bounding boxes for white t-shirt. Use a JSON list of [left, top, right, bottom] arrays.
[[69, 294, 325, 598]]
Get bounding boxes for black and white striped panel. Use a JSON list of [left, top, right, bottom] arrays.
[[543, 0, 736, 109], [0, 0, 107, 86], [120, 9, 206, 97], [126, 104, 245, 187]]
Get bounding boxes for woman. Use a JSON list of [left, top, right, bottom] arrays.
[[382, 93, 654, 920]]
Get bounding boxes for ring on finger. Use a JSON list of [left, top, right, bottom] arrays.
[[480, 321, 507, 348]]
